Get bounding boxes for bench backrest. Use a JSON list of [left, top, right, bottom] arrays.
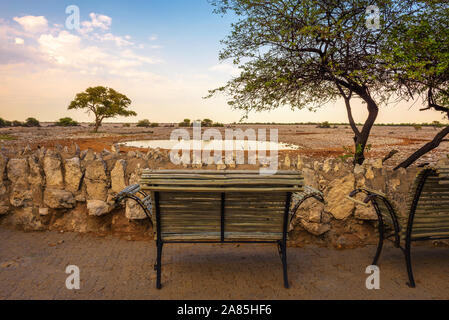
[[140, 170, 304, 242], [407, 166, 449, 239]]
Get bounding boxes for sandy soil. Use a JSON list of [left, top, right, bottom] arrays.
[[1, 227, 448, 299], [0, 123, 448, 167]]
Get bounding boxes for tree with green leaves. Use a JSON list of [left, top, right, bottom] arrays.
[[207, 0, 420, 164], [383, 2, 449, 169], [55, 117, 79, 127], [179, 119, 191, 127], [137, 119, 151, 127], [25, 117, 40, 127], [68, 86, 136, 133], [202, 118, 214, 127]]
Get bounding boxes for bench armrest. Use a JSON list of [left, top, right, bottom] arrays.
[[289, 186, 326, 223], [114, 184, 141, 204], [114, 184, 153, 222], [348, 188, 401, 246], [345, 195, 370, 207]]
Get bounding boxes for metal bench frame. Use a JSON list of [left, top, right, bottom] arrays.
[[115, 182, 324, 289], [349, 168, 448, 288]]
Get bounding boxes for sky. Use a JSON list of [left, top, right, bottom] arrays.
[[0, 0, 447, 124]]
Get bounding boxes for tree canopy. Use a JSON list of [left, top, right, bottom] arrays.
[[383, 2, 449, 168], [68, 86, 136, 132], [207, 0, 424, 164]]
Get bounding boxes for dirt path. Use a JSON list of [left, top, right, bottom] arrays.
[[0, 227, 448, 300]]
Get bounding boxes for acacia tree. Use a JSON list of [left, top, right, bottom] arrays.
[[384, 2, 449, 169], [68, 86, 136, 132], [208, 0, 419, 164]]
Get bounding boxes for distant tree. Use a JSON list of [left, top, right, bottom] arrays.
[[25, 117, 40, 127], [178, 119, 191, 127], [55, 117, 79, 127], [201, 118, 214, 127], [317, 121, 331, 129], [208, 0, 420, 165], [12, 120, 23, 127], [384, 3, 449, 169], [432, 121, 444, 129], [137, 119, 151, 127], [0, 118, 8, 127], [68, 86, 136, 133]]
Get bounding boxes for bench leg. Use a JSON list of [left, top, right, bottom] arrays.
[[155, 241, 163, 289], [404, 240, 416, 288], [372, 223, 384, 266], [278, 242, 289, 289]]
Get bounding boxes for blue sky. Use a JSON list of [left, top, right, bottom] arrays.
[[0, 1, 233, 74], [0, 0, 447, 124]]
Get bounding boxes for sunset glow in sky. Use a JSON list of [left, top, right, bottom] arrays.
[[0, 0, 447, 124]]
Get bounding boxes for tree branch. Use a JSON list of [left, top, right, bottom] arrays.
[[394, 125, 449, 170]]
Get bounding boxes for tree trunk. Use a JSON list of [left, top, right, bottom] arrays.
[[337, 83, 379, 166], [394, 125, 449, 170], [353, 98, 379, 165], [94, 118, 101, 133]]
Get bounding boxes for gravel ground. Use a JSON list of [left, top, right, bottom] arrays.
[[1, 124, 448, 167], [0, 227, 448, 300]]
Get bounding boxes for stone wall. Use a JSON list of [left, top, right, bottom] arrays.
[[0, 145, 446, 248]]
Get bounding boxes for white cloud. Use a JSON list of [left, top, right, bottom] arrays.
[[80, 13, 112, 34], [38, 31, 108, 68], [121, 49, 161, 64], [209, 63, 240, 77], [2, 14, 163, 79], [36, 30, 161, 76], [13, 15, 48, 33], [98, 33, 133, 47], [149, 35, 158, 41]]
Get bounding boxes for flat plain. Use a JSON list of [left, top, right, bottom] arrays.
[[1, 123, 448, 167]]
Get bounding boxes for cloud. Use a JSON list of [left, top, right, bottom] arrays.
[[149, 35, 158, 41], [0, 20, 43, 65], [209, 63, 240, 77], [80, 13, 112, 34], [77, 13, 134, 48], [98, 33, 133, 47], [1, 12, 164, 89], [35, 30, 161, 76], [13, 15, 48, 33], [38, 31, 109, 69], [121, 49, 162, 64]]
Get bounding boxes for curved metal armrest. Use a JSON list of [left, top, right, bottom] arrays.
[[348, 188, 386, 205], [345, 195, 370, 207], [114, 184, 153, 222], [302, 186, 325, 203], [289, 186, 325, 223], [115, 184, 141, 204], [348, 188, 401, 245]]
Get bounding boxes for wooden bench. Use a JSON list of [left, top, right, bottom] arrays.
[[348, 166, 449, 287], [115, 170, 324, 289]]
